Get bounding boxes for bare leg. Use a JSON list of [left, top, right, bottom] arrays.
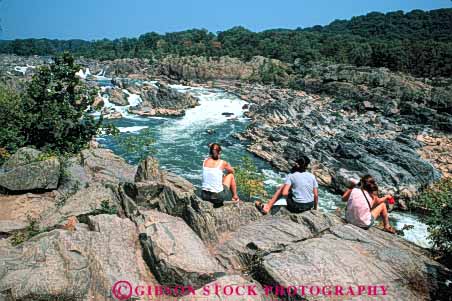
[[263, 185, 284, 213], [371, 202, 393, 231], [223, 174, 239, 200]]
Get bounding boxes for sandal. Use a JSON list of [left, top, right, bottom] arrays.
[[255, 201, 267, 215], [383, 226, 396, 234]]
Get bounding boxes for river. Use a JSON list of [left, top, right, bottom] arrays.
[[97, 81, 432, 249]]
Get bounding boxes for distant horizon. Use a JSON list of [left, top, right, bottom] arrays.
[[1, 0, 451, 40]]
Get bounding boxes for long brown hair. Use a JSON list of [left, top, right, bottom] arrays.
[[209, 143, 222, 160], [360, 175, 378, 193]]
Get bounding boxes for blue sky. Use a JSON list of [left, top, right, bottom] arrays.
[[1, 0, 451, 40]]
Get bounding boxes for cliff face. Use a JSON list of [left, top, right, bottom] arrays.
[[156, 55, 291, 83], [0, 150, 450, 300]]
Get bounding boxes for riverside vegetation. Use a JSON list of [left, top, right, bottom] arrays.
[[0, 7, 451, 300]]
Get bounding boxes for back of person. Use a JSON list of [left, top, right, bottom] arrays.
[[286, 171, 317, 203], [346, 188, 372, 228], [202, 158, 224, 193]]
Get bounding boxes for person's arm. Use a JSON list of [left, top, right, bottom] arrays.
[[342, 188, 353, 202], [313, 188, 319, 210], [281, 183, 291, 197], [373, 194, 391, 206], [223, 161, 234, 174]]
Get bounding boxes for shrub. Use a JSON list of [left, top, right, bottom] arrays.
[[417, 177, 452, 258], [0, 52, 115, 161], [235, 156, 267, 201], [112, 128, 155, 163], [0, 84, 27, 157], [10, 215, 46, 246]]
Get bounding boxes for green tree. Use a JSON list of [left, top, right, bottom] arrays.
[[0, 52, 113, 158], [417, 178, 452, 261]]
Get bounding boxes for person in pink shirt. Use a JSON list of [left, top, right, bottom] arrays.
[[342, 175, 396, 234]]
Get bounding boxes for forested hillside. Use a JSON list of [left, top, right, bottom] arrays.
[[0, 8, 451, 77]]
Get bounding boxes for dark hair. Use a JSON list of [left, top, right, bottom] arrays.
[[360, 175, 378, 193], [291, 155, 310, 173], [209, 143, 222, 160]]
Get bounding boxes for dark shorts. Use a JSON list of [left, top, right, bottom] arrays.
[[360, 216, 375, 230], [201, 185, 232, 207], [286, 195, 314, 213]]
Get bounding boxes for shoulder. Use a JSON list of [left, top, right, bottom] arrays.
[[306, 172, 316, 179]]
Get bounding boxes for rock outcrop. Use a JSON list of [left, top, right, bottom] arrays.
[[0, 215, 156, 300], [139, 210, 225, 288], [295, 62, 452, 132], [227, 81, 441, 203], [129, 82, 199, 117], [0, 151, 450, 300], [106, 87, 129, 106], [0, 147, 60, 192], [157, 55, 291, 84]]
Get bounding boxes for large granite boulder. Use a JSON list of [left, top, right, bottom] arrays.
[[139, 210, 225, 288], [80, 148, 136, 185], [0, 192, 56, 233], [0, 147, 60, 191], [125, 157, 198, 217], [212, 211, 451, 300], [39, 183, 119, 229], [213, 210, 339, 271], [184, 199, 263, 243], [0, 215, 156, 300], [1, 147, 42, 170]]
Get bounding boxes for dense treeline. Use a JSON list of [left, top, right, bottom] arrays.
[[0, 8, 451, 77]]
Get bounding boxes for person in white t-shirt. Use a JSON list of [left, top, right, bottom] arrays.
[[342, 175, 395, 234], [255, 155, 318, 214]]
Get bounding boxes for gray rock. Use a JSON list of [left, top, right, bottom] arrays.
[[40, 183, 119, 229], [1, 147, 42, 170], [213, 211, 339, 271], [135, 156, 162, 182], [107, 87, 129, 106], [184, 199, 263, 243], [139, 210, 225, 288], [0, 157, 60, 191], [129, 157, 198, 217], [0, 192, 56, 233], [259, 224, 451, 300], [80, 148, 136, 185], [0, 215, 156, 300]]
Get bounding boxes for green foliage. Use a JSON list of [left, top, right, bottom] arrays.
[[97, 200, 118, 215], [417, 178, 452, 256], [0, 52, 113, 159], [112, 128, 155, 163], [10, 215, 46, 246], [235, 156, 267, 201], [0, 9, 451, 77], [0, 84, 27, 157]]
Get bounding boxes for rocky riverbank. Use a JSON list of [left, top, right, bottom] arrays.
[[1, 53, 451, 203], [0, 147, 450, 300]]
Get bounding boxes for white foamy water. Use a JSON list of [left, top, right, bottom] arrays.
[[99, 89, 147, 120], [118, 126, 148, 133], [156, 86, 249, 144], [390, 211, 432, 248]]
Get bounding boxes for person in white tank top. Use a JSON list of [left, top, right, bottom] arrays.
[[201, 143, 240, 206]]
